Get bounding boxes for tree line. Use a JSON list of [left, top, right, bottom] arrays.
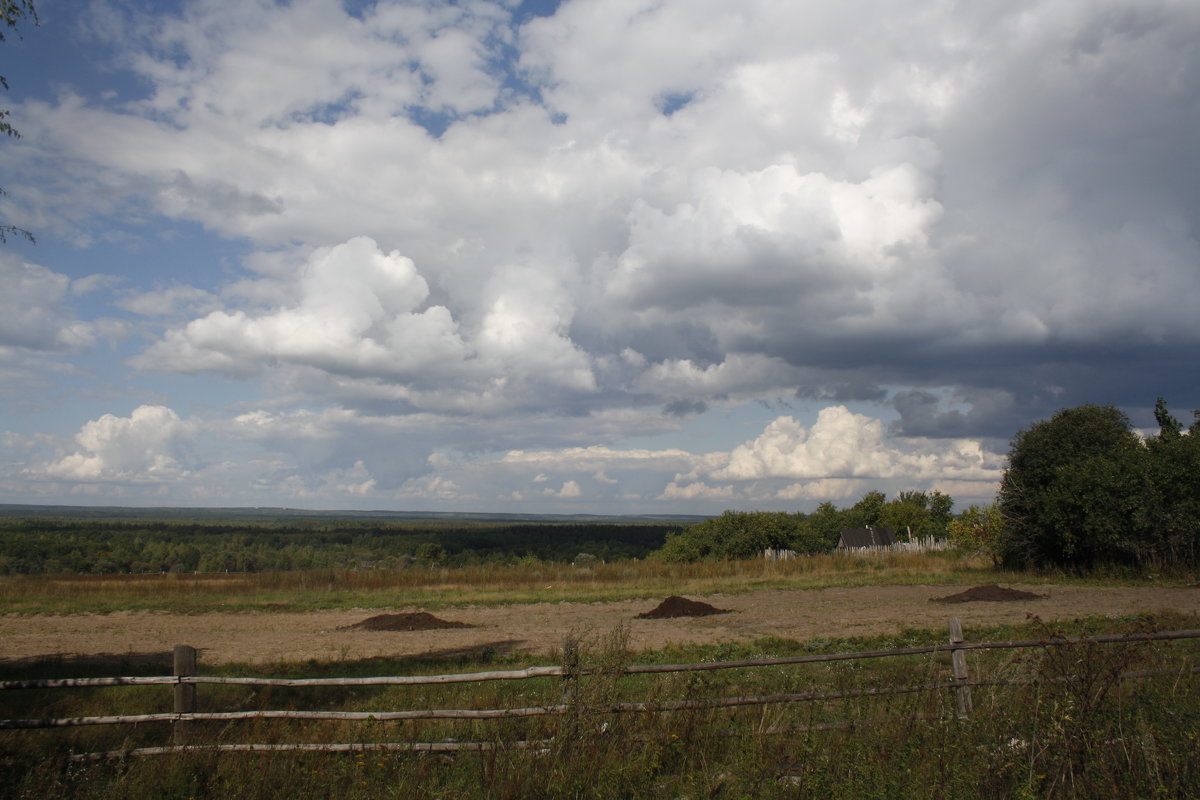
[[655, 489, 954, 562], [659, 397, 1199, 573], [0, 520, 673, 575]]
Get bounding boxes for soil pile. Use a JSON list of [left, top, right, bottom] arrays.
[[636, 596, 731, 619], [931, 584, 1047, 604], [340, 612, 475, 631]]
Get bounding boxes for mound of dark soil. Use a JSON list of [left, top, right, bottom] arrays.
[[931, 584, 1047, 604], [340, 612, 475, 632], [636, 596, 731, 619]]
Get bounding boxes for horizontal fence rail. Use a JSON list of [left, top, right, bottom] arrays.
[[3, 622, 1196, 760], [6, 628, 1195, 692], [70, 739, 557, 762], [8, 667, 1200, 731]]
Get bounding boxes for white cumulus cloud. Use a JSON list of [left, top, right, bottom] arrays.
[[43, 405, 191, 481], [711, 406, 1002, 483]]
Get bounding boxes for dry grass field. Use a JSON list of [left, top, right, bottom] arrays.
[[3, 582, 1197, 664]]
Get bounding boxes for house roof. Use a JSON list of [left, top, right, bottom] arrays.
[[838, 527, 897, 548]]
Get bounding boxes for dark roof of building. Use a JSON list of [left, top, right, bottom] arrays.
[[837, 527, 897, 548]]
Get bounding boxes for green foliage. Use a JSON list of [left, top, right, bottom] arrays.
[[655, 489, 957, 562], [998, 400, 1200, 570], [878, 493, 926, 537], [808, 501, 845, 545], [657, 510, 814, 562], [413, 542, 446, 566], [0, 0, 36, 35], [1144, 400, 1200, 565], [947, 503, 1003, 565], [927, 490, 954, 537], [843, 489, 886, 529]]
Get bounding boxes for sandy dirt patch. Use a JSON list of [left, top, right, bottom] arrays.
[[1, 584, 1196, 666]]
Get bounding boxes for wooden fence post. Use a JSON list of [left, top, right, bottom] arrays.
[[560, 637, 580, 706], [173, 644, 197, 745], [947, 618, 973, 718]]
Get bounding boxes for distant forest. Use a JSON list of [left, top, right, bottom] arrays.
[[0, 507, 694, 575], [0, 492, 952, 575]]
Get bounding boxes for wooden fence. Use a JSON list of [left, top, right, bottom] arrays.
[[3, 621, 1197, 761], [764, 536, 953, 560]]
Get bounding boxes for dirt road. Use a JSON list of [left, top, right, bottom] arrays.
[[2, 584, 1196, 665]]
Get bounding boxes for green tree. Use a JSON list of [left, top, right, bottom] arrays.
[[877, 490, 954, 541], [843, 490, 886, 530], [1, 0, 37, 244], [878, 492, 930, 540], [1144, 398, 1200, 566], [414, 541, 447, 566], [654, 510, 813, 562], [948, 503, 1004, 565], [927, 490, 954, 538], [997, 404, 1150, 569], [807, 501, 847, 550]]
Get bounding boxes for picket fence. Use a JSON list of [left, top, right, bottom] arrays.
[[765, 536, 953, 560], [2, 621, 1197, 761]]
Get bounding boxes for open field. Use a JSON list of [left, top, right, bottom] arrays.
[[4, 549, 1191, 615], [3, 553, 1199, 800], [3, 583, 1198, 664]]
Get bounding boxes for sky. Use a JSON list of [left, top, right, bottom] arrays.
[[0, 0, 1197, 514]]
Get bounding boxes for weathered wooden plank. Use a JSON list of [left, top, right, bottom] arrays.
[[6, 629, 1196, 692], [948, 617, 973, 718], [0, 683, 960, 729], [0, 676, 177, 690], [173, 644, 197, 745], [69, 739, 554, 761]]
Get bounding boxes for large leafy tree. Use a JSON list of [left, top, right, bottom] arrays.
[[1145, 399, 1200, 565], [997, 400, 1200, 570], [842, 490, 886, 530], [997, 404, 1150, 569], [1, 0, 37, 244], [807, 501, 847, 549]]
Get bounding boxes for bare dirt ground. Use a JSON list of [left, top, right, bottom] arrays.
[[1, 584, 1197, 666]]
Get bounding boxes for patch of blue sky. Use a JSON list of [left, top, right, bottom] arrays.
[[406, 103, 456, 138], [285, 91, 366, 126], [511, 0, 563, 24], [337, 0, 563, 24], [2, 3, 150, 107], [16, 217, 250, 297], [657, 90, 696, 117], [0, 348, 255, 438], [617, 401, 790, 454], [126, 370, 260, 418]]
